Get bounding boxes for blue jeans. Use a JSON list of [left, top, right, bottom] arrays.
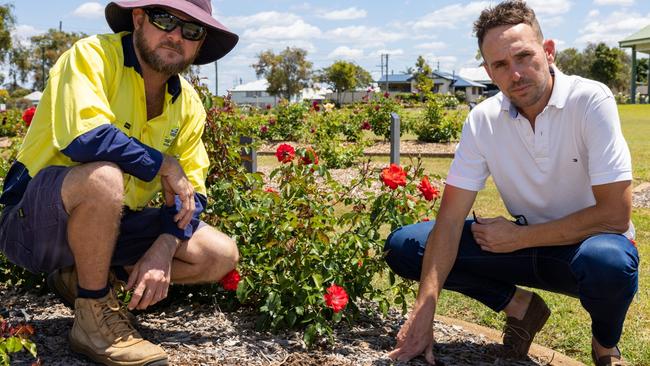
[[384, 220, 640, 348]]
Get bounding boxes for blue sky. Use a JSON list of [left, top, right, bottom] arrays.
[[8, 0, 650, 95]]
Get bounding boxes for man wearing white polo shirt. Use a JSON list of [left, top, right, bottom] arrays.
[[384, 1, 638, 365]]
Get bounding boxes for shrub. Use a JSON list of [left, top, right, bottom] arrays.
[[202, 128, 442, 345], [0, 110, 26, 138], [316, 137, 368, 169], [273, 100, 309, 141], [414, 98, 464, 143], [364, 93, 402, 139]]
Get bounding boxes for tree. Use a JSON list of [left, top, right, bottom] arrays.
[[555, 47, 590, 78], [0, 4, 16, 84], [7, 44, 31, 91], [591, 43, 625, 92], [636, 58, 649, 84], [252, 47, 313, 101], [29, 29, 87, 90], [319, 61, 372, 104], [413, 56, 433, 98]]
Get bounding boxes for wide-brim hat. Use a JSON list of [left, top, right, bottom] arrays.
[[105, 0, 238, 65]]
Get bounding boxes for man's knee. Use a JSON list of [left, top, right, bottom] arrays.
[[62, 162, 124, 211], [383, 226, 426, 281], [196, 226, 239, 280], [573, 235, 639, 294]]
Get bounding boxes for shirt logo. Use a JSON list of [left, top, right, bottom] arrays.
[[124, 122, 131, 129], [163, 127, 179, 147]]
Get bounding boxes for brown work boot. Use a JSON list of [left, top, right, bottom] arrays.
[[48, 266, 136, 324], [502, 292, 551, 358], [69, 290, 168, 366]]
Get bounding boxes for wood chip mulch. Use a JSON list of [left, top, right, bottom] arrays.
[[1, 285, 552, 366]]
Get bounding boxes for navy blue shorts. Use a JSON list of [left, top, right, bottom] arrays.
[[0, 166, 193, 274]]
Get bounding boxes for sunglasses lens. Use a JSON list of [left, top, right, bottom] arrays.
[[182, 23, 205, 41], [146, 9, 205, 41]]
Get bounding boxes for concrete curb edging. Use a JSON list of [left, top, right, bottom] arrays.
[[435, 315, 587, 366]]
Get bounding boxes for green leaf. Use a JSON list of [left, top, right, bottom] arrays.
[[303, 324, 317, 346], [4, 337, 22, 353], [311, 273, 323, 288], [20, 338, 37, 358]]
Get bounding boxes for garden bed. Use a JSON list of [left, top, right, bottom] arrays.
[[1, 285, 578, 366], [259, 140, 457, 158]]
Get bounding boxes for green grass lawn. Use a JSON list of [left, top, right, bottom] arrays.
[[259, 105, 650, 364]]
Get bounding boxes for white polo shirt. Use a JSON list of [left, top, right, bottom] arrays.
[[447, 67, 632, 228]]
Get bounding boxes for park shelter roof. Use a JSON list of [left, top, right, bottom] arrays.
[[619, 24, 650, 53], [23, 91, 43, 103]]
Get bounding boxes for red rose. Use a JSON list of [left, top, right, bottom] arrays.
[[384, 92, 390, 98], [381, 164, 407, 190], [266, 104, 272, 110], [260, 125, 268, 134], [22, 106, 36, 127], [269, 118, 276, 125], [220, 269, 240, 291], [323, 284, 348, 313], [374, 105, 380, 111], [312, 101, 320, 112], [418, 176, 440, 201], [361, 121, 371, 130], [275, 143, 295, 163], [301, 146, 319, 165]]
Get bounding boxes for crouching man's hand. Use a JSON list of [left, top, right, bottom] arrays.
[[126, 234, 178, 310]]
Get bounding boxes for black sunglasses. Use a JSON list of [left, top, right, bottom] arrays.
[[144, 8, 206, 41]]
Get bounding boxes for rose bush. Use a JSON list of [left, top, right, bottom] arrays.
[[200, 104, 442, 344], [413, 96, 465, 143], [363, 92, 403, 139], [0, 110, 26, 138]]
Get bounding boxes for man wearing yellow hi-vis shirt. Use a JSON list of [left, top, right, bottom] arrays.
[[0, 1, 239, 365]]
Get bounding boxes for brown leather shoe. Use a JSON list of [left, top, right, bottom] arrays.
[[502, 292, 551, 358], [69, 290, 168, 366], [592, 346, 630, 366]]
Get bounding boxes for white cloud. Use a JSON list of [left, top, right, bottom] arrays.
[[415, 41, 447, 51], [423, 55, 458, 70], [12, 24, 45, 44], [72, 2, 104, 19], [576, 10, 650, 46], [328, 46, 364, 59], [370, 49, 405, 58], [324, 26, 406, 46], [243, 40, 317, 54], [318, 7, 368, 20], [222, 12, 302, 29], [412, 2, 491, 30], [594, 0, 634, 5], [539, 16, 565, 28], [527, 0, 572, 15], [243, 20, 322, 40]]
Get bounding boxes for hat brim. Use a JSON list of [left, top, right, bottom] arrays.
[[105, 0, 238, 65]]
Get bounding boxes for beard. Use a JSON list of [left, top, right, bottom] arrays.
[[506, 76, 548, 109], [134, 27, 197, 76]]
